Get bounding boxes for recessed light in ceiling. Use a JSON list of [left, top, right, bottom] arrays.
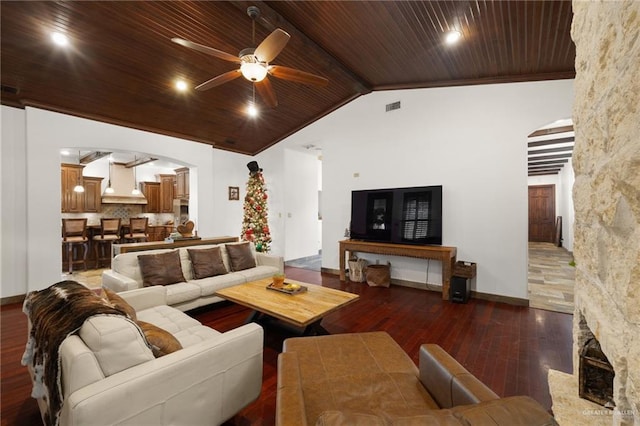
[[175, 80, 188, 92], [51, 32, 69, 47], [247, 103, 258, 118], [445, 30, 462, 45]]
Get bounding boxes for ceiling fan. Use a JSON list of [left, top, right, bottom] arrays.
[[171, 6, 328, 108]]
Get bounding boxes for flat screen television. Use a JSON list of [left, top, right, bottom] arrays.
[[350, 185, 442, 245]]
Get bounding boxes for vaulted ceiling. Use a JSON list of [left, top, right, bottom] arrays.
[[1, 1, 575, 156]]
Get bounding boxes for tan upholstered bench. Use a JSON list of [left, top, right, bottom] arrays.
[[276, 331, 557, 425]]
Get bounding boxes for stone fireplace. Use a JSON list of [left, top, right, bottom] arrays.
[[554, 1, 640, 425]]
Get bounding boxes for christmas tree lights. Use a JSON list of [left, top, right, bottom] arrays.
[[241, 167, 272, 252]]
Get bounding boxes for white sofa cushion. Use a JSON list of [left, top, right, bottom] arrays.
[[234, 265, 281, 281], [166, 282, 202, 305], [136, 305, 201, 334], [136, 305, 221, 348], [195, 274, 246, 297], [79, 316, 154, 376]]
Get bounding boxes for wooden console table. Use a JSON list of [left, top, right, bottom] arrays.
[[339, 239, 457, 300], [113, 236, 238, 256]]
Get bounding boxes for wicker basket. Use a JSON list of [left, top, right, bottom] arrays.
[[366, 263, 390, 287], [348, 258, 367, 282], [453, 261, 477, 278]]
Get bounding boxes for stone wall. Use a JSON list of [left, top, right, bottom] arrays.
[[571, 1, 640, 424]]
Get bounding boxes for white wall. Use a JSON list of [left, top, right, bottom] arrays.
[[277, 79, 575, 300], [1, 106, 28, 298], [558, 158, 575, 252], [1, 106, 251, 297]]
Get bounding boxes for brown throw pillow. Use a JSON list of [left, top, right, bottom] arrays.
[[135, 320, 182, 357], [188, 247, 227, 279], [101, 287, 137, 321], [137, 250, 186, 287], [226, 242, 257, 271]]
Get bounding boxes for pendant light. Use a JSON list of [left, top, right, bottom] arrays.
[[73, 150, 85, 193], [104, 156, 115, 194], [131, 155, 141, 195]]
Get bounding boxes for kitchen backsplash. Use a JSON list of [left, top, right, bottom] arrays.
[[62, 205, 175, 226]]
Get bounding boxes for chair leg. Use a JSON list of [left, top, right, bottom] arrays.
[[82, 242, 89, 271], [67, 243, 73, 274]]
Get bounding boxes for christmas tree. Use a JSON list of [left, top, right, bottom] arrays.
[[241, 168, 272, 252]]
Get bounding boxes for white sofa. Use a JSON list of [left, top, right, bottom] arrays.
[[30, 286, 264, 426], [102, 242, 284, 311]]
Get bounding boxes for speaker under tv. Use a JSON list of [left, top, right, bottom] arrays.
[[350, 185, 442, 245]]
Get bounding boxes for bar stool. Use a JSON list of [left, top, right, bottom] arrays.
[[93, 218, 121, 268], [62, 218, 89, 274], [124, 217, 149, 243]]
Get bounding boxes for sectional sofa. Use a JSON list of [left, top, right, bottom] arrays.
[[102, 241, 284, 311], [23, 282, 263, 426]]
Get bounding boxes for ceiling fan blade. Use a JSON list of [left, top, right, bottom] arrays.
[[195, 69, 242, 91], [268, 65, 329, 87], [255, 78, 278, 108], [254, 29, 290, 63], [171, 38, 240, 63]]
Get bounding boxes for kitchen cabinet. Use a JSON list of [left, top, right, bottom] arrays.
[[83, 176, 103, 212], [140, 182, 160, 213], [61, 164, 85, 212], [175, 167, 189, 199], [147, 225, 173, 242], [159, 174, 175, 213]]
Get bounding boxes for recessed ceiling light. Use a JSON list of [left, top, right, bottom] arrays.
[[247, 103, 258, 118], [51, 32, 69, 47], [445, 30, 462, 45], [175, 80, 188, 92], [60, 149, 70, 156]]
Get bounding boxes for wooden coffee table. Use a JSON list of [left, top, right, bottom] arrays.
[[214, 278, 359, 335]]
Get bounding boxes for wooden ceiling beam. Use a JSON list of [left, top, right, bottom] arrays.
[[528, 136, 575, 148], [529, 171, 559, 176], [529, 163, 567, 170], [230, 1, 372, 95], [528, 153, 573, 161], [79, 151, 112, 164], [528, 145, 574, 155], [528, 125, 574, 138]]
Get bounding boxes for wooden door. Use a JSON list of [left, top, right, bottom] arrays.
[[528, 185, 556, 242]]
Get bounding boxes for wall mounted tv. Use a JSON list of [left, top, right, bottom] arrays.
[[350, 185, 442, 245]]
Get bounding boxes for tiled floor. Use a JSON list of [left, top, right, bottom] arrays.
[[284, 252, 321, 271], [528, 242, 575, 314], [68, 244, 574, 314]]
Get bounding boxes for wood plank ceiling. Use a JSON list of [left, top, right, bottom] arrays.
[[0, 1, 575, 156]]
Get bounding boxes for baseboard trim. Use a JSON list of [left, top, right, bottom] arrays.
[[330, 269, 529, 307], [1, 294, 25, 306]]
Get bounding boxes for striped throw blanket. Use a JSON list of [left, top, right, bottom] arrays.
[[21, 281, 127, 426]]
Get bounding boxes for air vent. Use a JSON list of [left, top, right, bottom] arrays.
[[385, 101, 401, 112]]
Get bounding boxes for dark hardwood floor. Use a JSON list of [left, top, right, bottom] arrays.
[[1, 267, 573, 425]]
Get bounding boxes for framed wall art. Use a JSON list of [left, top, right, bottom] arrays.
[[228, 186, 239, 200]]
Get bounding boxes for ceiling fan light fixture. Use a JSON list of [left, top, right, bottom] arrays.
[[241, 62, 268, 82]]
